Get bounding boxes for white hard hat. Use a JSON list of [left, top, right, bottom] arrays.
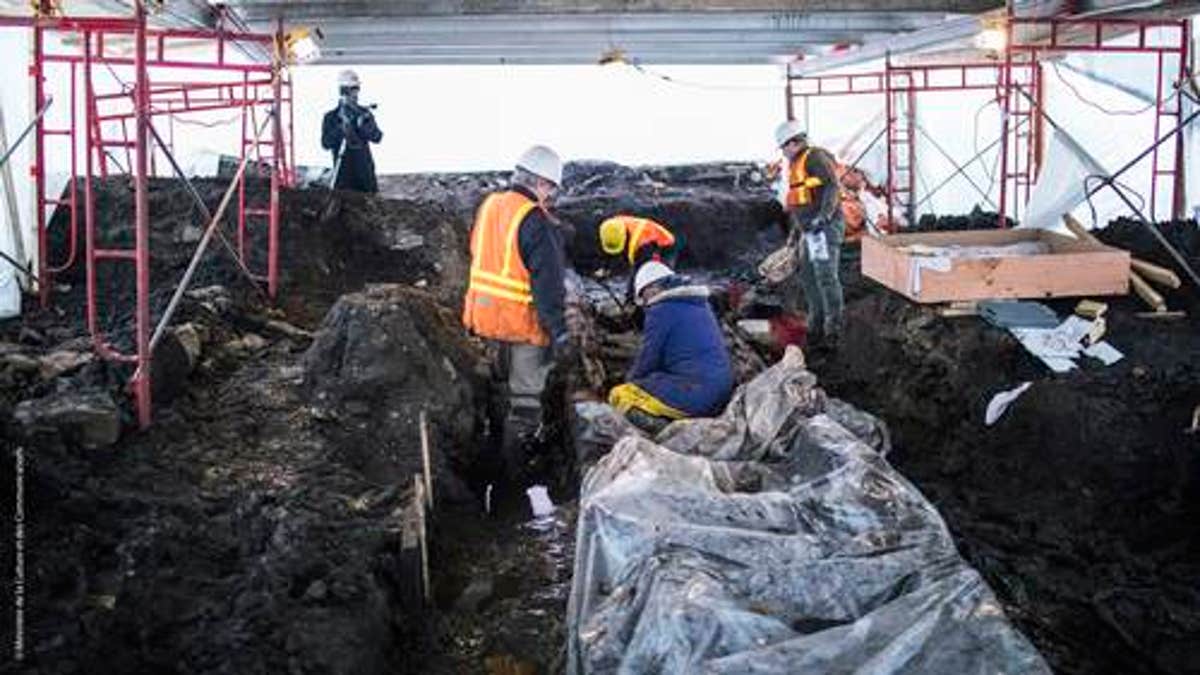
[[774, 119, 807, 148], [515, 145, 563, 186], [633, 261, 675, 303], [337, 69, 361, 88]]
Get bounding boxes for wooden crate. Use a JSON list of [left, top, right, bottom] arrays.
[[861, 229, 1130, 304]]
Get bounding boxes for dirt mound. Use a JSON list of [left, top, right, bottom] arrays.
[[814, 248, 1200, 673], [45, 177, 469, 341], [914, 207, 1016, 231], [1096, 217, 1200, 319], [302, 284, 486, 499], [378, 162, 785, 277], [2, 318, 428, 673]]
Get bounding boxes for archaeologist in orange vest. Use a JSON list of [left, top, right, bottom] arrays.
[[598, 215, 681, 302], [462, 144, 574, 484], [775, 120, 845, 348], [608, 262, 733, 433]]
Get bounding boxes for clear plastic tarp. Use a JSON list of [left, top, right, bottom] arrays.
[[567, 347, 1049, 674]]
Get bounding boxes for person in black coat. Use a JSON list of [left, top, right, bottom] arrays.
[[321, 69, 382, 194]]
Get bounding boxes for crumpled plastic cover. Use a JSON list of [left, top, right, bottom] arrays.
[[567, 346, 1049, 674]]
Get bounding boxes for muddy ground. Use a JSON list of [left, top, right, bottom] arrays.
[[2, 165, 1199, 674], [815, 222, 1200, 675]]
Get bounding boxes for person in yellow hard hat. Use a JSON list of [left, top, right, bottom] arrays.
[[598, 214, 681, 301]]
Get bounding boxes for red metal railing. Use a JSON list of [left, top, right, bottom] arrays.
[[786, 60, 1038, 227], [788, 13, 1189, 228], [999, 13, 1189, 223], [2, 3, 293, 427]]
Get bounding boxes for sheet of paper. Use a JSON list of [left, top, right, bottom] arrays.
[[805, 231, 829, 261], [1056, 315, 1095, 344], [1083, 341, 1124, 365], [985, 381, 1033, 426]]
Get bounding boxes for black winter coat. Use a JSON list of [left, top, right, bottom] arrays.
[[321, 103, 382, 194]]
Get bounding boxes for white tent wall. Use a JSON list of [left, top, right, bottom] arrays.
[[911, 88, 1003, 217], [0, 27, 261, 285], [1, 15, 1196, 284], [0, 29, 33, 279], [779, 17, 1200, 229], [290, 63, 784, 174], [1025, 37, 1193, 231]]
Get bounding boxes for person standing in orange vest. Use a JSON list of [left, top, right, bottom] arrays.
[[774, 120, 845, 348], [462, 145, 574, 485], [598, 215, 680, 301]]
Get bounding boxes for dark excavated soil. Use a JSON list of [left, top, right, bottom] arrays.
[[812, 220, 1200, 675], [4, 165, 1198, 674]]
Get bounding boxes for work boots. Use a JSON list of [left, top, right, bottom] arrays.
[[501, 406, 543, 486], [624, 408, 673, 435], [823, 316, 844, 352]]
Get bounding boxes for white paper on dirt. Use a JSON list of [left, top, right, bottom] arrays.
[[1008, 315, 1124, 372], [1083, 341, 1124, 366], [1057, 315, 1095, 344], [1009, 326, 1080, 372], [985, 381, 1034, 426]]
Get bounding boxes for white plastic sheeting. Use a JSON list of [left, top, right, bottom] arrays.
[[567, 347, 1049, 674], [1019, 129, 1110, 232]]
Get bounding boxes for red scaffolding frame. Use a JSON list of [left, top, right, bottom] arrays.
[[1, 2, 294, 428], [786, 59, 1039, 228], [999, 13, 1190, 222], [787, 13, 1191, 230]]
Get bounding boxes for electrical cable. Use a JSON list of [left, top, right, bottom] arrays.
[[159, 110, 242, 128], [1082, 173, 1146, 228], [626, 61, 784, 91], [972, 96, 1001, 186], [1049, 60, 1171, 117]]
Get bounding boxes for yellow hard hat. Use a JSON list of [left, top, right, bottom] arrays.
[[599, 218, 628, 255]]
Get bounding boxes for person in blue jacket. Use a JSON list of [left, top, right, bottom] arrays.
[[608, 262, 734, 430]]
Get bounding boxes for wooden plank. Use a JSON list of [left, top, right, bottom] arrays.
[[861, 235, 910, 296], [861, 229, 1130, 304], [1130, 259, 1181, 289], [1061, 214, 1180, 288], [1061, 213, 1103, 248], [1129, 271, 1167, 311], [415, 476, 429, 606], [397, 477, 429, 608]]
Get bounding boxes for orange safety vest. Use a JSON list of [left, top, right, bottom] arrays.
[[461, 191, 549, 346], [785, 149, 825, 209], [617, 216, 676, 265]]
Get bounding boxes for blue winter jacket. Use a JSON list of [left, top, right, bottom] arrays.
[[629, 279, 734, 417]]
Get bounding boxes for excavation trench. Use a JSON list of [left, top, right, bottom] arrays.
[[3, 167, 1198, 674]]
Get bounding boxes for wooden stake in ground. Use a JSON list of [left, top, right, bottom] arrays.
[[419, 409, 433, 509]]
